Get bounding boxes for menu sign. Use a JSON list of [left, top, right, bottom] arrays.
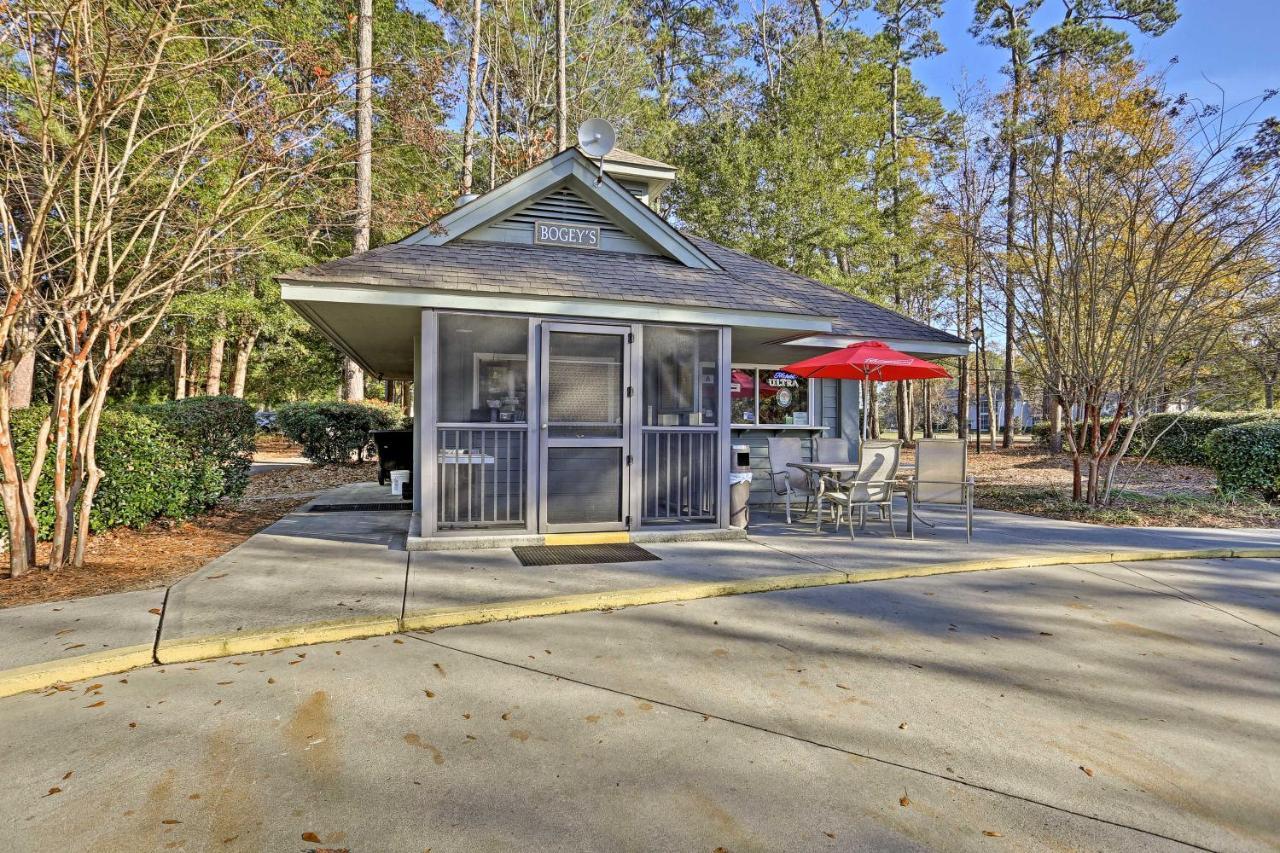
[[533, 220, 600, 249]]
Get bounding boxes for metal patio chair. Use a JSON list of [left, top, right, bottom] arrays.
[[815, 440, 901, 540], [766, 436, 814, 523], [906, 439, 975, 542], [814, 437, 851, 464]]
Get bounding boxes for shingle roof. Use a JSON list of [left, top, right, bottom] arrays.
[[684, 236, 967, 344], [282, 237, 966, 345], [596, 147, 676, 171]]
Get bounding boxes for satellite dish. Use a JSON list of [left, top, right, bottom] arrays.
[[577, 119, 616, 159]]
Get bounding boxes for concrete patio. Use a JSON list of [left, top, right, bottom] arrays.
[[4, 480, 1280, 696]]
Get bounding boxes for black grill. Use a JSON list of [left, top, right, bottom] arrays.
[[513, 543, 660, 567]]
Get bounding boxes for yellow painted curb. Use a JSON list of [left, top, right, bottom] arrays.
[[5, 546, 1280, 699], [1228, 547, 1280, 560], [154, 615, 401, 665], [543, 531, 631, 546], [0, 644, 155, 700], [402, 571, 849, 632]]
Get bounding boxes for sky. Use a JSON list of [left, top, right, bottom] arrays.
[[899, 0, 1279, 112], [420, 0, 1280, 127]]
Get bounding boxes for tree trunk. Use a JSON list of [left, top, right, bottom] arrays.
[[230, 330, 257, 398], [922, 381, 933, 438], [809, 0, 825, 47], [205, 314, 226, 396], [460, 0, 482, 194], [1266, 380, 1275, 410], [0, 385, 32, 577], [9, 351, 34, 410], [1002, 13, 1022, 450], [174, 330, 188, 400], [344, 0, 374, 403], [555, 0, 567, 151]]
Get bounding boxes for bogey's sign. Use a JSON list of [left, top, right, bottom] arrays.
[[533, 220, 600, 249]]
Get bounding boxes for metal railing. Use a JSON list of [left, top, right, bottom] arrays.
[[641, 429, 718, 524], [437, 426, 527, 528]]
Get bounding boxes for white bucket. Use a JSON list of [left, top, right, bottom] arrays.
[[390, 469, 410, 498]]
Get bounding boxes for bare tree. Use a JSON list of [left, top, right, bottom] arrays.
[[0, 0, 339, 572], [1014, 63, 1280, 503]]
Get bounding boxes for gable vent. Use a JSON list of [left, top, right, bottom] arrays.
[[504, 186, 626, 236]]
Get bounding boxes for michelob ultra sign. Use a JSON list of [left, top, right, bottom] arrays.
[[533, 220, 601, 249]]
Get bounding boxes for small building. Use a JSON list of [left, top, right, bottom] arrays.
[[280, 147, 967, 548]]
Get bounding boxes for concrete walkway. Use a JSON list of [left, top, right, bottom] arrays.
[[4, 482, 1280, 697], [2, 556, 1276, 851]]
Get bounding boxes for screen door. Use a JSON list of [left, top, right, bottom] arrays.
[[538, 323, 632, 532]]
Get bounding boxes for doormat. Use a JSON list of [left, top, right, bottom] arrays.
[[308, 501, 412, 513], [513, 543, 661, 567]]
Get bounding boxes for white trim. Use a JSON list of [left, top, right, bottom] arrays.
[[782, 334, 970, 357], [398, 149, 718, 270], [281, 282, 832, 333]]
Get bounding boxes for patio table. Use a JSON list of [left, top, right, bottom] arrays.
[[786, 461, 920, 528]]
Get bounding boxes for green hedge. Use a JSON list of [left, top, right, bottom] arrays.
[[275, 401, 399, 464], [1134, 412, 1275, 466], [5, 407, 222, 538], [1205, 419, 1280, 499], [1034, 411, 1279, 467], [144, 396, 257, 501]]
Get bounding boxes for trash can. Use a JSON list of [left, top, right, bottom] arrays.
[[729, 445, 752, 529]]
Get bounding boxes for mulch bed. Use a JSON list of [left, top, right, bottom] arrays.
[[0, 461, 378, 610]]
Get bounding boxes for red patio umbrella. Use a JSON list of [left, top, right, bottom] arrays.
[[781, 341, 950, 438]]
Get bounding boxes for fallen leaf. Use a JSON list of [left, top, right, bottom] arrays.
[[1079, 766, 1094, 777], [216, 681, 233, 686], [148, 608, 163, 616], [423, 689, 435, 699], [62, 771, 73, 780], [55, 629, 75, 637], [835, 683, 850, 690], [267, 677, 275, 685], [301, 832, 321, 843], [982, 830, 1003, 837], [128, 722, 138, 728], [433, 663, 446, 677], [205, 573, 228, 580], [501, 712, 511, 721], [823, 832, 835, 838], [44, 787, 62, 797], [1039, 632, 1053, 636], [85, 700, 106, 708], [83, 684, 102, 694], [393, 639, 405, 645], [898, 722, 908, 730], [161, 819, 181, 825], [65, 643, 86, 650], [899, 794, 910, 807]]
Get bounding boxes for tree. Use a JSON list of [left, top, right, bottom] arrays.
[[874, 0, 945, 442], [343, 0, 374, 403], [0, 0, 339, 573], [1013, 61, 1280, 503], [461, 0, 484, 193]]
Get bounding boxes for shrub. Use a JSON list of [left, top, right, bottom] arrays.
[[275, 401, 398, 464], [1137, 411, 1277, 466], [4, 407, 216, 538], [145, 396, 257, 501], [1205, 419, 1280, 499]]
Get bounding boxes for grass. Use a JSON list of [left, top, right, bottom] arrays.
[[976, 484, 1280, 528]]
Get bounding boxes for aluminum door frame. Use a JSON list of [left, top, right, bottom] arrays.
[[537, 321, 636, 533]]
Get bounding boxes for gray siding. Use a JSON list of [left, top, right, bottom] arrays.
[[461, 184, 660, 255]]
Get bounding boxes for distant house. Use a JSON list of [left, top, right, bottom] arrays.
[[940, 387, 1035, 432]]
